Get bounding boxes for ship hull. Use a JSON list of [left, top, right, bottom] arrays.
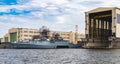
[[1, 42, 82, 49]]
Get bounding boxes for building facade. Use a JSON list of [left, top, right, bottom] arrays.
[[0, 38, 3, 43], [85, 7, 120, 47], [3, 28, 39, 42], [48, 31, 85, 44], [37, 26, 85, 44], [2, 27, 85, 44]]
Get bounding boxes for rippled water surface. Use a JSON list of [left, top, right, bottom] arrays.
[[0, 49, 120, 64]]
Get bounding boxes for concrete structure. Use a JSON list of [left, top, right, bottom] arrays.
[[85, 7, 120, 48], [2, 28, 39, 42]]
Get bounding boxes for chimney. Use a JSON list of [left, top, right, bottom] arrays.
[[75, 25, 78, 33]]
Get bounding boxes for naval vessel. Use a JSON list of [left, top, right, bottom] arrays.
[[1, 26, 82, 49], [1, 39, 81, 49]]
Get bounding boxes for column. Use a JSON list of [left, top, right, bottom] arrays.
[[107, 21, 110, 36], [91, 19, 94, 38], [99, 20, 101, 40], [107, 21, 109, 38], [96, 19, 99, 38], [107, 21, 109, 30], [104, 21, 106, 39], [99, 20, 101, 29], [104, 21, 106, 29], [85, 13, 89, 38], [91, 19, 94, 28], [101, 20, 104, 40], [96, 19, 99, 28]]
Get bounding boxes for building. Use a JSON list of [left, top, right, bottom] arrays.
[[0, 38, 2, 43], [0, 38, 4, 43], [48, 31, 85, 44], [85, 7, 120, 47], [3, 34, 9, 42], [2, 28, 39, 42], [32, 26, 85, 44], [2, 26, 85, 44]]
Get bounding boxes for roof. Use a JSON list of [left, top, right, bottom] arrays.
[[86, 7, 120, 13]]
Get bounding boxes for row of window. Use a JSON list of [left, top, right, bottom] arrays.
[[62, 37, 69, 39], [61, 34, 70, 36], [18, 35, 33, 37], [19, 31, 39, 33]]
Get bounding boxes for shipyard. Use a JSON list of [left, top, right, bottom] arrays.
[[0, 25, 85, 49], [1, 0, 120, 64], [1, 7, 120, 49], [84, 7, 120, 48]]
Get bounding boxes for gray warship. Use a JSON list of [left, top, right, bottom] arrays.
[[1, 26, 81, 49], [1, 37, 81, 49]]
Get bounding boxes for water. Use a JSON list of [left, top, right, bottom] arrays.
[[0, 49, 120, 64]]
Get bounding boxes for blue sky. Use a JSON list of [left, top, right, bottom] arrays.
[[0, 0, 120, 38]]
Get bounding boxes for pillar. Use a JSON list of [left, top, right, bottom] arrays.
[[99, 20, 101, 39], [104, 21, 107, 39], [107, 21, 109, 30], [91, 19, 94, 39], [96, 19, 99, 38]]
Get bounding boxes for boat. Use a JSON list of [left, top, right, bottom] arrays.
[[1, 28, 82, 49], [1, 39, 81, 49]]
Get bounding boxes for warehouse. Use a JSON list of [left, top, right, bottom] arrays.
[[85, 7, 120, 48]]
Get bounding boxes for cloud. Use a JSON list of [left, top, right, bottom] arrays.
[[1, 0, 120, 37], [78, 1, 103, 7], [56, 16, 66, 24]]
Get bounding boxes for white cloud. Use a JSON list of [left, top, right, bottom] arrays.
[[1, 0, 120, 38], [30, 12, 44, 18], [0, 7, 9, 12], [56, 16, 66, 24], [46, 6, 58, 10]]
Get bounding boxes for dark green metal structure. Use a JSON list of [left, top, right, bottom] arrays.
[[10, 32, 17, 42]]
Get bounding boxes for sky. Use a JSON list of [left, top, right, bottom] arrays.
[[0, 0, 120, 38]]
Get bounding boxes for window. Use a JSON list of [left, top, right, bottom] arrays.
[[24, 35, 28, 37], [34, 32, 38, 33], [24, 31, 28, 33], [29, 35, 32, 37], [29, 31, 33, 33]]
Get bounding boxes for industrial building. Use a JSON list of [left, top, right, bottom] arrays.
[[0, 38, 3, 43], [2, 28, 39, 42], [85, 7, 120, 48], [48, 31, 85, 44], [1, 26, 85, 44], [33, 26, 85, 44]]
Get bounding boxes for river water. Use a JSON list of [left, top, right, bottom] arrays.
[[0, 49, 120, 64]]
